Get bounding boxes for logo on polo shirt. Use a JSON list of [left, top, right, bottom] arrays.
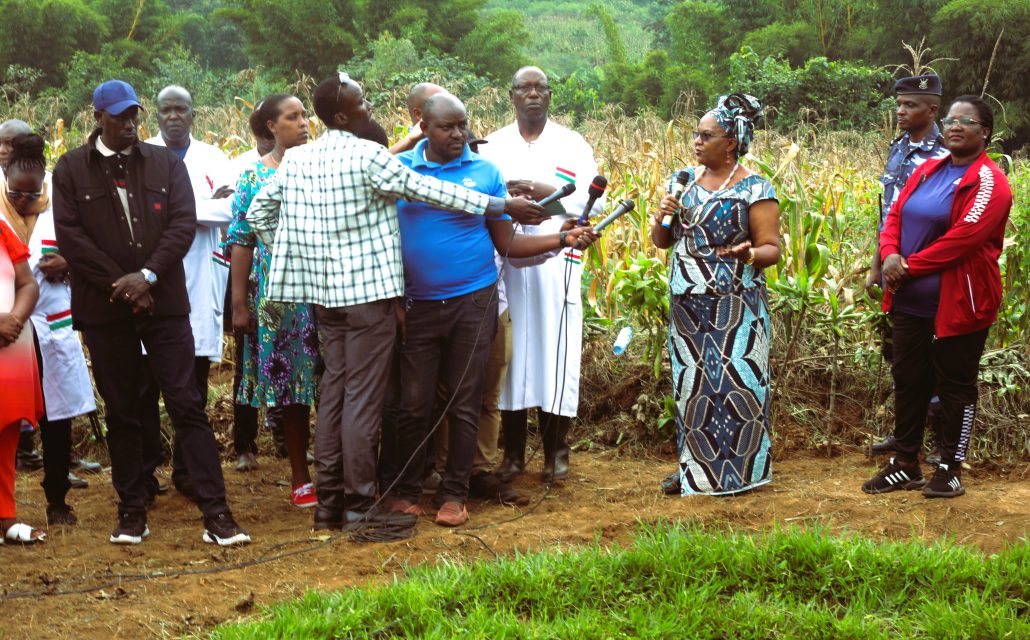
[[462, 177, 477, 188]]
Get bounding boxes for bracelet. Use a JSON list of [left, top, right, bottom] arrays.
[[745, 248, 756, 266], [559, 230, 569, 248]]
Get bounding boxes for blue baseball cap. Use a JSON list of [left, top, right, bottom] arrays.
[[93, 80, 142, 115]]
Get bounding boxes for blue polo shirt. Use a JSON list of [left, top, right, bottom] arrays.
[[397, 140, 509, 300]]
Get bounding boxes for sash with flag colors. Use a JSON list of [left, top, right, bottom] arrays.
[[212, 250, 229, 268], [555, 167, 576, 184], [46, 309, 72, 331], [40, 239, 59, 256]]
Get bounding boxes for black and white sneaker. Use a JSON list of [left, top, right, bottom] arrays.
[[110, 511, 150, 545], [202, 512, 252, 547], [922, 463, 965, 498], [861, 457, 926, 494]]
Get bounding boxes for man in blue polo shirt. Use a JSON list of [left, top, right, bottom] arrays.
[[387, 93, 597, 526]]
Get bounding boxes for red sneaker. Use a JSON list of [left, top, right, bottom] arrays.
[[291, 483, 318, 509]]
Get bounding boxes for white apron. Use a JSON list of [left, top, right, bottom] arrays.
[[480, 120, 603, 417], [26, 205, 96, 421], [145, 136, 234, 360]]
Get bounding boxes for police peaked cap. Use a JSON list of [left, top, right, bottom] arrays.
[[894, 75, 942, 96]]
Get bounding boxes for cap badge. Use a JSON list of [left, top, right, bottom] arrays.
[[918, 78, 928, 90]]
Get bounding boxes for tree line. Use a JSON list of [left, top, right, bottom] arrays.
[[1, 0, 1027, 149]]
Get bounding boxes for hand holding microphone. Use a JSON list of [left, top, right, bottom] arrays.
[[660, 170, 691, 228]]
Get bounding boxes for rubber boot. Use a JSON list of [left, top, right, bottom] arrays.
[[498, 410, 527, 483], [16, 429, 44, 471], [540, 412, 570, 483]]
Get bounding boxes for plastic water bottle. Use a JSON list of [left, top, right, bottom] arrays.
[[613, 326, 633, 356]]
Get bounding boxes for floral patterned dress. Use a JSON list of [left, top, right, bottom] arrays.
[[226, 162, 320, 408]]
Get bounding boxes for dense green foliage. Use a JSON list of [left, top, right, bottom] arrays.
[[1, 1, 1027, 147], [212, 523, 1030, 638]]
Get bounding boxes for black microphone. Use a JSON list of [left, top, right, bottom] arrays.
[[593, 199, 636, 233], [535, 182, 576, 209], [577, 175, 607, 224], [661, 170, 691, 228]]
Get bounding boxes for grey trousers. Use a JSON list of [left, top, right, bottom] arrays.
[[313, 300, 396, 512]]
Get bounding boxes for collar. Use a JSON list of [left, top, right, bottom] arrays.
[[900, 122, 944, 150], [409, 138, 473, 169], [148, 133, 196, 150], [95, 134, 133, 157]]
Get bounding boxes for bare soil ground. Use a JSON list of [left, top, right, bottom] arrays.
[[2, 448, 1029, 639]]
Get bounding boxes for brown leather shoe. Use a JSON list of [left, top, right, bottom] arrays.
[[434, 501, 468, 527], [386, 496, 424, 517]]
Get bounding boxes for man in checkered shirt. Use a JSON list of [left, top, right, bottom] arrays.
[[246, 74, 546, 530]]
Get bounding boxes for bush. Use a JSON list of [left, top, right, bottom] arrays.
[[729, 48, 893, 130]]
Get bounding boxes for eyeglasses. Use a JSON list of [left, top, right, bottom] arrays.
[[512, 83, 550, 94], [6, 190, 42, 201], [692, 130, 729, 143], [941, 116, 984, 128]]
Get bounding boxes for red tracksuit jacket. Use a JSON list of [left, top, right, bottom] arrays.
[[880, 151, 1013, 338]]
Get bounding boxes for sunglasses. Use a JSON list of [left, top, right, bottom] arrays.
[[941, 116, 984, 128], [6, 190, 42, 201], [693, 130, 729, 143]]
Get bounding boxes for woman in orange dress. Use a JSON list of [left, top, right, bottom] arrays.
[[0, 214, 45, 543]]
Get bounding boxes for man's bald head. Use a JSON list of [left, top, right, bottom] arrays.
[[0, 119, 32, 173], [157, 85, 193, 108], [422, 93, 466, 123], [422, 94, 469, 163], [156, 85, 195, 148], [512, 66, 548, 87], [407, 82, 447, 125]]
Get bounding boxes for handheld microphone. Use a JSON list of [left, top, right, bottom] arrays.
[[535, 182, 576, 209], [661, 171, 691, 228], [577, 175, 607, 224], [593, 199, 636, 233]]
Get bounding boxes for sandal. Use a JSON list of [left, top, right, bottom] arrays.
[[1, 522, 47, 545], [661, 470, 681, 496]]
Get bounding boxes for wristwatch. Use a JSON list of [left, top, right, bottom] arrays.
[[559, 230, 569, 248], [140, 268, 158, 286]]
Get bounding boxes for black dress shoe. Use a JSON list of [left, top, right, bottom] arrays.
[[313, 506, 343, 531], [47, 503, 78, 525], [344, 504, 417, 529], [869, 435, 898, 454], [469, 471, 523, 504]]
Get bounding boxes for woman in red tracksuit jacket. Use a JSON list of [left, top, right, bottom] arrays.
[[863, 95, 1012, 499]]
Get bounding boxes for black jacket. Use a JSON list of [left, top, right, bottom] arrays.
[[53, 129, 196, 327]]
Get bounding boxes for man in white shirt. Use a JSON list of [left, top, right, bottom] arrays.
[[140, 85, 235, 502], [478, 66, 604, 484]]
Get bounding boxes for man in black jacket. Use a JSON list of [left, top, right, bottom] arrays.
[[52, 80, 250, 546]]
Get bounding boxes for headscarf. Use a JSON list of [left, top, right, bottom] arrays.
[[0, 175, 50, 244], [705, 93, 764, 158]]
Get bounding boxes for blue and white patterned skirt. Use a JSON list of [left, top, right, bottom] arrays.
[[668, 286, 772, 495]]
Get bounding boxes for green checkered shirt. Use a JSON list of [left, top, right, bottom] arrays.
[[247, 129, 504, 307]]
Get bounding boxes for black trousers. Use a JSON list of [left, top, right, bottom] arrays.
[[390, 285, 497, 503], [32, 332, 72, 507], [81, 315, 229, 518], [891, 313, 988, 466], [140, 354, 210, 490]]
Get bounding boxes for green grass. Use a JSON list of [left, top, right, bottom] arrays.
[[210, 523, 1030, 639]]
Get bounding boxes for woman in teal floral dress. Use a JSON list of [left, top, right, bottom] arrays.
[[227, 94, 320, 508]]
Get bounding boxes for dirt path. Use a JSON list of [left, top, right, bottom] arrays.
[[2, 449, 1028, 638]]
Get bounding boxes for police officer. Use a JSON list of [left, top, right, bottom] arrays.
[[867, 74, 949, 456]]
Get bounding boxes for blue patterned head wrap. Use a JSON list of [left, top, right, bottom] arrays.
[[705, 93, 764, 158]]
